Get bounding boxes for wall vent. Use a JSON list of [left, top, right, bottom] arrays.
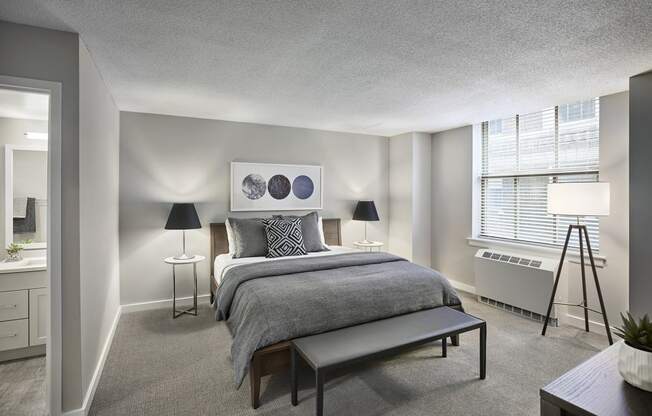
[[481, 250, 542, 268], [474, 248, 563, 322], [479, 296, 558, 326]]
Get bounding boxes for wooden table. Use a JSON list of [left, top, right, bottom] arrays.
[[540, 341, 652, 416]]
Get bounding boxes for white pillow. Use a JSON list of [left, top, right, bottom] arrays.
[[318, 216, 326, 245], [225, 218, 235, 255]]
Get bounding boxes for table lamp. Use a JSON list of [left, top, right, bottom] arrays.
[[353, 200, 379, 243], [541, 182, 613, 344], [165, 203, 201, 260]]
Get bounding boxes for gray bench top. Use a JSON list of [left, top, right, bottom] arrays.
[[292, 306, 484, 369]]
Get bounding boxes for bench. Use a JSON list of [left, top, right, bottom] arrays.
[[290, 306, 486, 416]]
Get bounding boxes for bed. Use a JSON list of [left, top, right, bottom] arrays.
[[210, 219, 463, 409]]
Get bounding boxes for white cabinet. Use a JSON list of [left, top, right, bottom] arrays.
[[0, 319, 28, 351], [0, 266, 47, 358], [29, 288, 48, 346], [0, 290, 28, 321]]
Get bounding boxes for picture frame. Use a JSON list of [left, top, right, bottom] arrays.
[[230, 162, 323, 211]]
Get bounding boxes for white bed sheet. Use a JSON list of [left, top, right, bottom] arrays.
[[213, 245, 357, 286]]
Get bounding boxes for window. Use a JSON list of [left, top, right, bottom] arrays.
[[479, 98, 600, 250]]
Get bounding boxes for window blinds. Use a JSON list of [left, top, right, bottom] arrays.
[[480, 98, 600, 250]]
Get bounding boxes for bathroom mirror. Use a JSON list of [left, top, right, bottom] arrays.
[[4, 144, 48, 250]]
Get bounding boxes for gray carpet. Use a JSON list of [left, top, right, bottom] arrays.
[[89, 294, 607, 415], [0, 356, 47, 416]]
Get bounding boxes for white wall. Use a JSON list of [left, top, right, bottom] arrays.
[[14, 149, 47, 200], [119, 112, 389, 305], [563, 91, 628, 328], [387, 132, 432, 266], [431, 126, 476, 287], [411, 133, 431, 266], [13, 148, 48, 243], [0, 117, 48, 249], [78, 39, 121, 405], [430, 92, 630, 333], [388, 133, 413, 260]]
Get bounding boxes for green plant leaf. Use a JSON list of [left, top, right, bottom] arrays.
[[617, 311, 652, 350]]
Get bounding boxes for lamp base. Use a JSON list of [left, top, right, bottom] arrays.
[[541, 223, 613, 345], [173, 253, 195, 261]]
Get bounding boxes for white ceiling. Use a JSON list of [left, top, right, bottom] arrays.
[[0, 88, 48, 120], [1, 1, 651, 136]]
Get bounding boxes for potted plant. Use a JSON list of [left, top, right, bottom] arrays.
[[616, 312, 652, 392], [6, 242, 25, 262]]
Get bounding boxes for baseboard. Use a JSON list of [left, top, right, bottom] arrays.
[[62, 407, 84, 416], [565, 312, 615, 335], [121, 294, 211, 313], [0, 344, 45, 362], [62, 306, 121, 416], [448, 278, 476, 295]]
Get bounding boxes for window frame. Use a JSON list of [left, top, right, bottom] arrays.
[[471, 99, 601, 255]]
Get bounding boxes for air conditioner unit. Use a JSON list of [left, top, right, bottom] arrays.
[[474, 248, 565, 326]]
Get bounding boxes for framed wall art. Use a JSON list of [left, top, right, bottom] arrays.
[[230, 162, 323, 211]]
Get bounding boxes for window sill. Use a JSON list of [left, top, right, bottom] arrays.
[[467, 237, 606, 268]]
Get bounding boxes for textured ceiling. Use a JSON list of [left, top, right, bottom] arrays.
[[1, 1, 651, 136], [0, 88, 48, 120]]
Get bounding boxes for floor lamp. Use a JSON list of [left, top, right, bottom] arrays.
[[541, 182, 613, 345]]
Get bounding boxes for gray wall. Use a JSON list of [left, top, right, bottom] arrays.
[[431, 92, 630, 330], [119, 112, 389, 305], [630, 71, 652, 316], [431, 126, 476, 287], [0, 20, 82, 412], [78, 39, 121, 401], [587, 91, 629, 326]]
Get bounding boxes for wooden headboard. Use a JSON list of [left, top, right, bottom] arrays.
[[209, 218, 342, 278]]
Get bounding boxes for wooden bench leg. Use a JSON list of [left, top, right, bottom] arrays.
[[315, 369, 324, 416], [480, 323, 486, 379], [451, 334, 460, 346], [250, 356, 261, 409], [442, 336, 447, 357], [291, 347, 298, 406]]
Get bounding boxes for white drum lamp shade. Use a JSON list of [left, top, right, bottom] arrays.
[[547, 182, 610, 216]]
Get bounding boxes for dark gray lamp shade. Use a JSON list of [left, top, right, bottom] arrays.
[[353, 200, 379, 221], [165, 203, 202, 230]]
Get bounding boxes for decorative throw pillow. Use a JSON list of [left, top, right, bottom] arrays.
[[271, 212, 328, 252], [263, 218, 307, 258], [224, 218, 236, 255], [228, 217, 268, 258]]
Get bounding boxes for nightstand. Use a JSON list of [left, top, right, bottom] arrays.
[[353, 241, 384, 252], [164, 255, 205, 318]]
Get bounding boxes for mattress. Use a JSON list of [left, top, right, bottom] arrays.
[[213, 245, 358, 285]]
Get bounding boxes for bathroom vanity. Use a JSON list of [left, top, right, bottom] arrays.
[[0, 257, 47, 361]]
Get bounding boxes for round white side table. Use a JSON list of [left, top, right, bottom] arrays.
[[164, 255, 205, 319], [353, 241, 384, 252]]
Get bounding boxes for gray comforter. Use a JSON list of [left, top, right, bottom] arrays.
[[214, 252, 461, 385]]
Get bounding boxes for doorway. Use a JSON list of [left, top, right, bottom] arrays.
[[0, 76, 62, 416]]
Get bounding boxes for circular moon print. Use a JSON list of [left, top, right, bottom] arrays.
[[292, 175, 314, 200], [267, 174, 291, 199], [241, 174, 266, 200]]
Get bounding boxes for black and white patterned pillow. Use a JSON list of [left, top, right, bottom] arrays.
[[263, 218, 307, 258]]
